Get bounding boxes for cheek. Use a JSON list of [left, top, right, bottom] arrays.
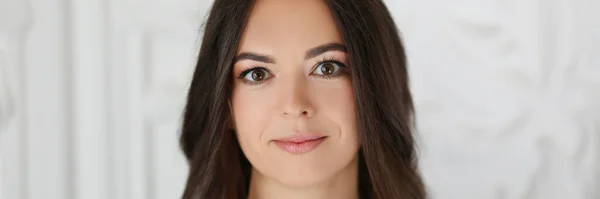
[[315, 79, 358, 144], [231, 87, 274, 152]]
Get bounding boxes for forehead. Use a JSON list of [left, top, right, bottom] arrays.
[[238, 0, 343, 56]]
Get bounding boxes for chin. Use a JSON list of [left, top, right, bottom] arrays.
[[274, 170, 332, 188], [270, 157, 337, 187]]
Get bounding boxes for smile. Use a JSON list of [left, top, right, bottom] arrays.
[[272, 134, 327, 154]]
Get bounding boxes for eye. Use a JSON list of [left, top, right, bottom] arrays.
[[311, 61, 346, 76], [239, 67, 272, 84]]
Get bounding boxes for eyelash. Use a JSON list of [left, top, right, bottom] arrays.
[[237, 56, 348, 85], [238, 66, 269, 85], [313, 56, 348, 79]]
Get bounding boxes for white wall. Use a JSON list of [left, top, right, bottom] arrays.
[[388, 0, 600, 198], [0, 0, 599, 199]]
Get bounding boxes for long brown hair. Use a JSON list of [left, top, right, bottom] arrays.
[[180, 0, 427, 198]]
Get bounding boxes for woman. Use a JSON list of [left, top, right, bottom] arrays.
[[180, 0, 427, 198]]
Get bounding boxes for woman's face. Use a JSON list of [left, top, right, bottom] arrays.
[[230, 0, 360, 187]]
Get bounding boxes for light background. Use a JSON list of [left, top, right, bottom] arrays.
[[1, 0, 599, 198]]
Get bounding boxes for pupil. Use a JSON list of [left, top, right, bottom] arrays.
[[322, 63, 334, 75], [252, 70, 264, 81]]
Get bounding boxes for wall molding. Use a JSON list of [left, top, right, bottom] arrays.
[[0, 0, 33, 198], [0, 0, 33, 199]]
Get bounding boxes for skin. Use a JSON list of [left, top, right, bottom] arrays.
[[229, 0, 361, 198]]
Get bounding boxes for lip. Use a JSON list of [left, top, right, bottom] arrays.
[[272, 134, 327, 154]]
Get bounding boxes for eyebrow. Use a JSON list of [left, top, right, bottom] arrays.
[[305, 43, 347, 59], [233, 53, 275, 64], [233, 42, 347, 64]]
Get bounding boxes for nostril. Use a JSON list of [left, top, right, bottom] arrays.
[[282, 109, 311, 117], [302, 111, 308, 116]]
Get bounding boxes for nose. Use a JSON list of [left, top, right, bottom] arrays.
[[278, 75, 315, 118]]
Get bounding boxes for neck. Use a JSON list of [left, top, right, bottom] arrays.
[[247, 157, 359, 199]]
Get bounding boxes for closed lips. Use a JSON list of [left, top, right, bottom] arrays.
[[273, 135, 327, 143], [272, 134, 328, 154]]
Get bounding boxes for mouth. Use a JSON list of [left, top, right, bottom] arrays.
[[272, 134, 327, 154]]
